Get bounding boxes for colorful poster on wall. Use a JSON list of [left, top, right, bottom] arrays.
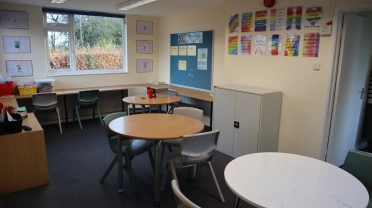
[[229, 14, 239, 33], [228, 36, 238, 55], [284, 34, 300, 57], [304, 5, 323, 30], [303, 32, 320, 57], [178, 32, 203, 44], [241, 35, 251, 55], [270, 9, 284, 31], [197, 48, 208, 70], [253, 35, 266, 56], [286, 6, 302, 30], [241, 12, 253, 32], [268, 34, 282, 56], [5, 60, 33, 77], [255, 10, 267, 32]]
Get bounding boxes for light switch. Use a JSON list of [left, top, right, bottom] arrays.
[[313, 62, 321, 71]]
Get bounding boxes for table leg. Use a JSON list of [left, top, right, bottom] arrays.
[[158, 105, 161, 113], [209, 102, 213, 131], [234, 195, 240, 208], [64, 95, 68, 128], [154, 140, 161, 207], [132, 104, 135, 115], [141, 105, 146, 114], [121, 90, 125, 112], [117, 135, 124, 193]]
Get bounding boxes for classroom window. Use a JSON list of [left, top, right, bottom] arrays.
[[44, 10, 126, 75]]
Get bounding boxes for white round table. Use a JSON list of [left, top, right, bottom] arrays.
[[224, 153, 369, 208]]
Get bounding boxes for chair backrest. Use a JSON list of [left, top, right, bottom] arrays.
[[173, 107, 203, 122], [128, 87, 147, 96], [32, 93, 57, 111], [103, 112, 127, 138], [78, 90, 99, 108], [168, 89, 178, 96], [171, 179, 201, 208], [180, 130, 219, 157], [343, 150, 372, 190]]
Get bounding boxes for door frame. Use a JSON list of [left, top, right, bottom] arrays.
[[320, 3, 372, 160]]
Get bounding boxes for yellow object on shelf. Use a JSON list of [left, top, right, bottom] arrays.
[[18, 86, 37, 96]]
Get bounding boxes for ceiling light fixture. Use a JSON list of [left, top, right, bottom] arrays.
[[50, 0, 66, 3], [117, 0, 157, 10]]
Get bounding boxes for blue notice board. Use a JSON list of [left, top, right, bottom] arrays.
[[170, 30, 213, 91]]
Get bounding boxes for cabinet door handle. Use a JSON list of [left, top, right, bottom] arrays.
[[234, 121, 239, 128]]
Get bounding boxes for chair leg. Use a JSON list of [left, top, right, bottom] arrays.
[[123, 156, 134, 169], [124, 153, 137, 192], [96, 107, 103, 126], [92, 107, 95, 119], [99, 155, 118, 183], [75, 106, 83, 130], [160, 162, 169, 191], [160, 143, 166, 170], [188, 165, 197, 181], [148, 149, 155, 174], [56, 107, 62, 134], [195, 164, 202, 182], [207, 161, 225, 202], [72, 107, 75, 123], [234, 195, 240, 208], [167, 145, 173, 153], [169, 161, 178, 185]]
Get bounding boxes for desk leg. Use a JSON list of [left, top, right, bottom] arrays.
[[121, 90, 125, 112], [117, 135, 124, 193], [132, 104, 135, 115], [64, 95, 68, 128], [141, 105, 145, 114], [158, 105, 161, 113], [209, 102, 213, 131], [154, 140, 161, 207]]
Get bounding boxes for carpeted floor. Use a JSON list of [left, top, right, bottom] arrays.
[[0, 119, 254, 208]]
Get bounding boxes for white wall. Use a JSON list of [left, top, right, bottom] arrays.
[[158, 0, 372, 158], [0, 3, 159, 91]]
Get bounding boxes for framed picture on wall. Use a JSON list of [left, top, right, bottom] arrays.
[[5, 60, 33, 77], [136, 20, 153, 35], [136, 59, 153, 73], [2, 36, 31, 53], [136, 40, 153, 54], [0, 10, 29, 29]]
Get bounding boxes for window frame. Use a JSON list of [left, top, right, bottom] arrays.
[[43, 12, 127, 76]]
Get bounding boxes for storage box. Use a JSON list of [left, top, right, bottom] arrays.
[[4, 113, 23, 133], [0, 81, 13, 96], [18, 85, 37, 96], [35, 78, 55, 93]]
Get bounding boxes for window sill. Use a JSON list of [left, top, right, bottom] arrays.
[[47, 69, 129, 77]]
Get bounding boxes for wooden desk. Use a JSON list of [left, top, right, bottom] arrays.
[[123, 94, 182, 114], [109, 114, 204, 206], [15, 83, 213, 128], [0, 98, 49, 195]]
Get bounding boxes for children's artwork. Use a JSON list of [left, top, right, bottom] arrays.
[[170, 46, 178, 56], [136, 40, 153, 54], [270, 9, 284, 31], [2, 36, 31, 53], [241, 35, 251, 55], [304, 5, 323, 30], [241, 12, 253, 32], [179, 46, 187, 56], [0, 10, 29, 29], [136, 20, 153, 35], [197, 48, 208, 70], [178, 60, 187, 71], [178, 32, 203, 44], [5, 60, 33, 77], [228, 36, 238, 55], [255, 10, 267, 32], [284, 34, 300, 57], [302, 32, 320, 57], [286, 6, 302, 30], [269, 34, 282, 56], [187, 45, 196, 56], [136, 59, 153, 73], [253, 35, 266, 56], [229, 14, 239, 33]]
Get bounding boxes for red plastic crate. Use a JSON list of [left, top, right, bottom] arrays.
[[0, 81, 13, 96]]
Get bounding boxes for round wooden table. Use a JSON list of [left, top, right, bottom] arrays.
[[109, 114, 204, 206], [123, 94, 181, 114], [225, 153, 369, 208]]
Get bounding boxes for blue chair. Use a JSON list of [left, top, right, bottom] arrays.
[[343, 150, 372, 207], [73, 89, 103, 130]]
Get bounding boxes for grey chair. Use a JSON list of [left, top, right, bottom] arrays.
[[171, 179, 201, 208], [73, 89, 103, 130], [127, 87, 149, 114], [161, 130, 225, 202], [99, 112, 155, 192], [161, 107, 203, 166], [32, 92, 62, 134]]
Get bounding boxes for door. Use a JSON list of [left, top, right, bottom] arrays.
[[327, 14, 371, 166], [233, 92, 261, 157], [214, 88, 235, 155]]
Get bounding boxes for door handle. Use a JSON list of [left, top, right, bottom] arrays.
[[359, 88, 365, 99]]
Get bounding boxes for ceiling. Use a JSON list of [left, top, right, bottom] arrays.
[[0, 0, 227, 17]]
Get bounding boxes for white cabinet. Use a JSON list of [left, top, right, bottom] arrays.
[[213, 85, 282, 158]]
